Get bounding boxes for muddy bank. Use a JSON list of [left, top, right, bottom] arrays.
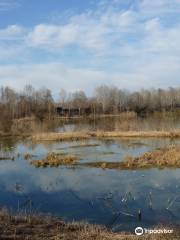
[[0, 209, 179, 240]]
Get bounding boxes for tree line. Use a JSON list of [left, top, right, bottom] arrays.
[[0, 85, 54, 122], [59, 85, 180, 115], [0, 85, 180, 122]]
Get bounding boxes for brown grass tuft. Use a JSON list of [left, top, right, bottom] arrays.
[[125, 145, 180, 168], [30, 152, 79, 168]]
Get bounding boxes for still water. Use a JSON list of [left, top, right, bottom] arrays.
[[0, 136, 180, 232]]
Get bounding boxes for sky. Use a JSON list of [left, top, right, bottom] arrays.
[[0, 0, 180, 96]]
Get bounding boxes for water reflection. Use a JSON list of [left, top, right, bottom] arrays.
[[0, 137, 179, 231], [54, 115, 180, 132]]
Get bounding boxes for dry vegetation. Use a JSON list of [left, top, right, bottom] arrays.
[[125, 145, 180, 168], [0, 209, 179, 240], [96, 130, 180, 138], [81, 145, 180, 170], [32, 130, 180, 141], [30, 152, 78, 168]]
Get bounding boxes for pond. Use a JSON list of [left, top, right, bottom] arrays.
[[0, 136, 180, 232]]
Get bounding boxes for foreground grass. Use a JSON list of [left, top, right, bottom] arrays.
[[0, 209, 179, 240], [81, 145, 180, 169], [32, 130, 180, 141]]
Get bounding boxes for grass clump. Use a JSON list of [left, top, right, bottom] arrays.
[[31, 152, 79, 168], [125, 145, 180, 168]]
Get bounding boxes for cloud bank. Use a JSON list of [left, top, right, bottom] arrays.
[[0, 0, 180, 94]]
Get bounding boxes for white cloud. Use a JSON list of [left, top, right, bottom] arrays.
[[0, 25, 28, 60], [25, 0, 180, 58], [0, 0, 180, 92], [0, 25, 26, 40], [27, 24, 79, 50], [0, 63, 110, 94], [0, 60, 179, 96], [27, 8, 137, 53], [0, 44, 26, 60], [0, 0, 20, 11]]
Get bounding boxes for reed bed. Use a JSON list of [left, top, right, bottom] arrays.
[[32, 130, 180, 141]]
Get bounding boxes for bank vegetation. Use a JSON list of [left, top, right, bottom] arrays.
[[0, 209, 179, 240]]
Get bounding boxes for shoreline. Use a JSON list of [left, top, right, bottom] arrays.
[[0, 209, 179, 240], [32, 130, 180, 141]]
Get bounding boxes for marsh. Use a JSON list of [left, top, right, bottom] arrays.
[[0, 117, 180, 233]]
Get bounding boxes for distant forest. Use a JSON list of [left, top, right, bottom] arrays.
[[0, 85, 180, 121]]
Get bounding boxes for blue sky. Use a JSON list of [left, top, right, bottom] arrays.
[[0, 0, 180, 95]]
